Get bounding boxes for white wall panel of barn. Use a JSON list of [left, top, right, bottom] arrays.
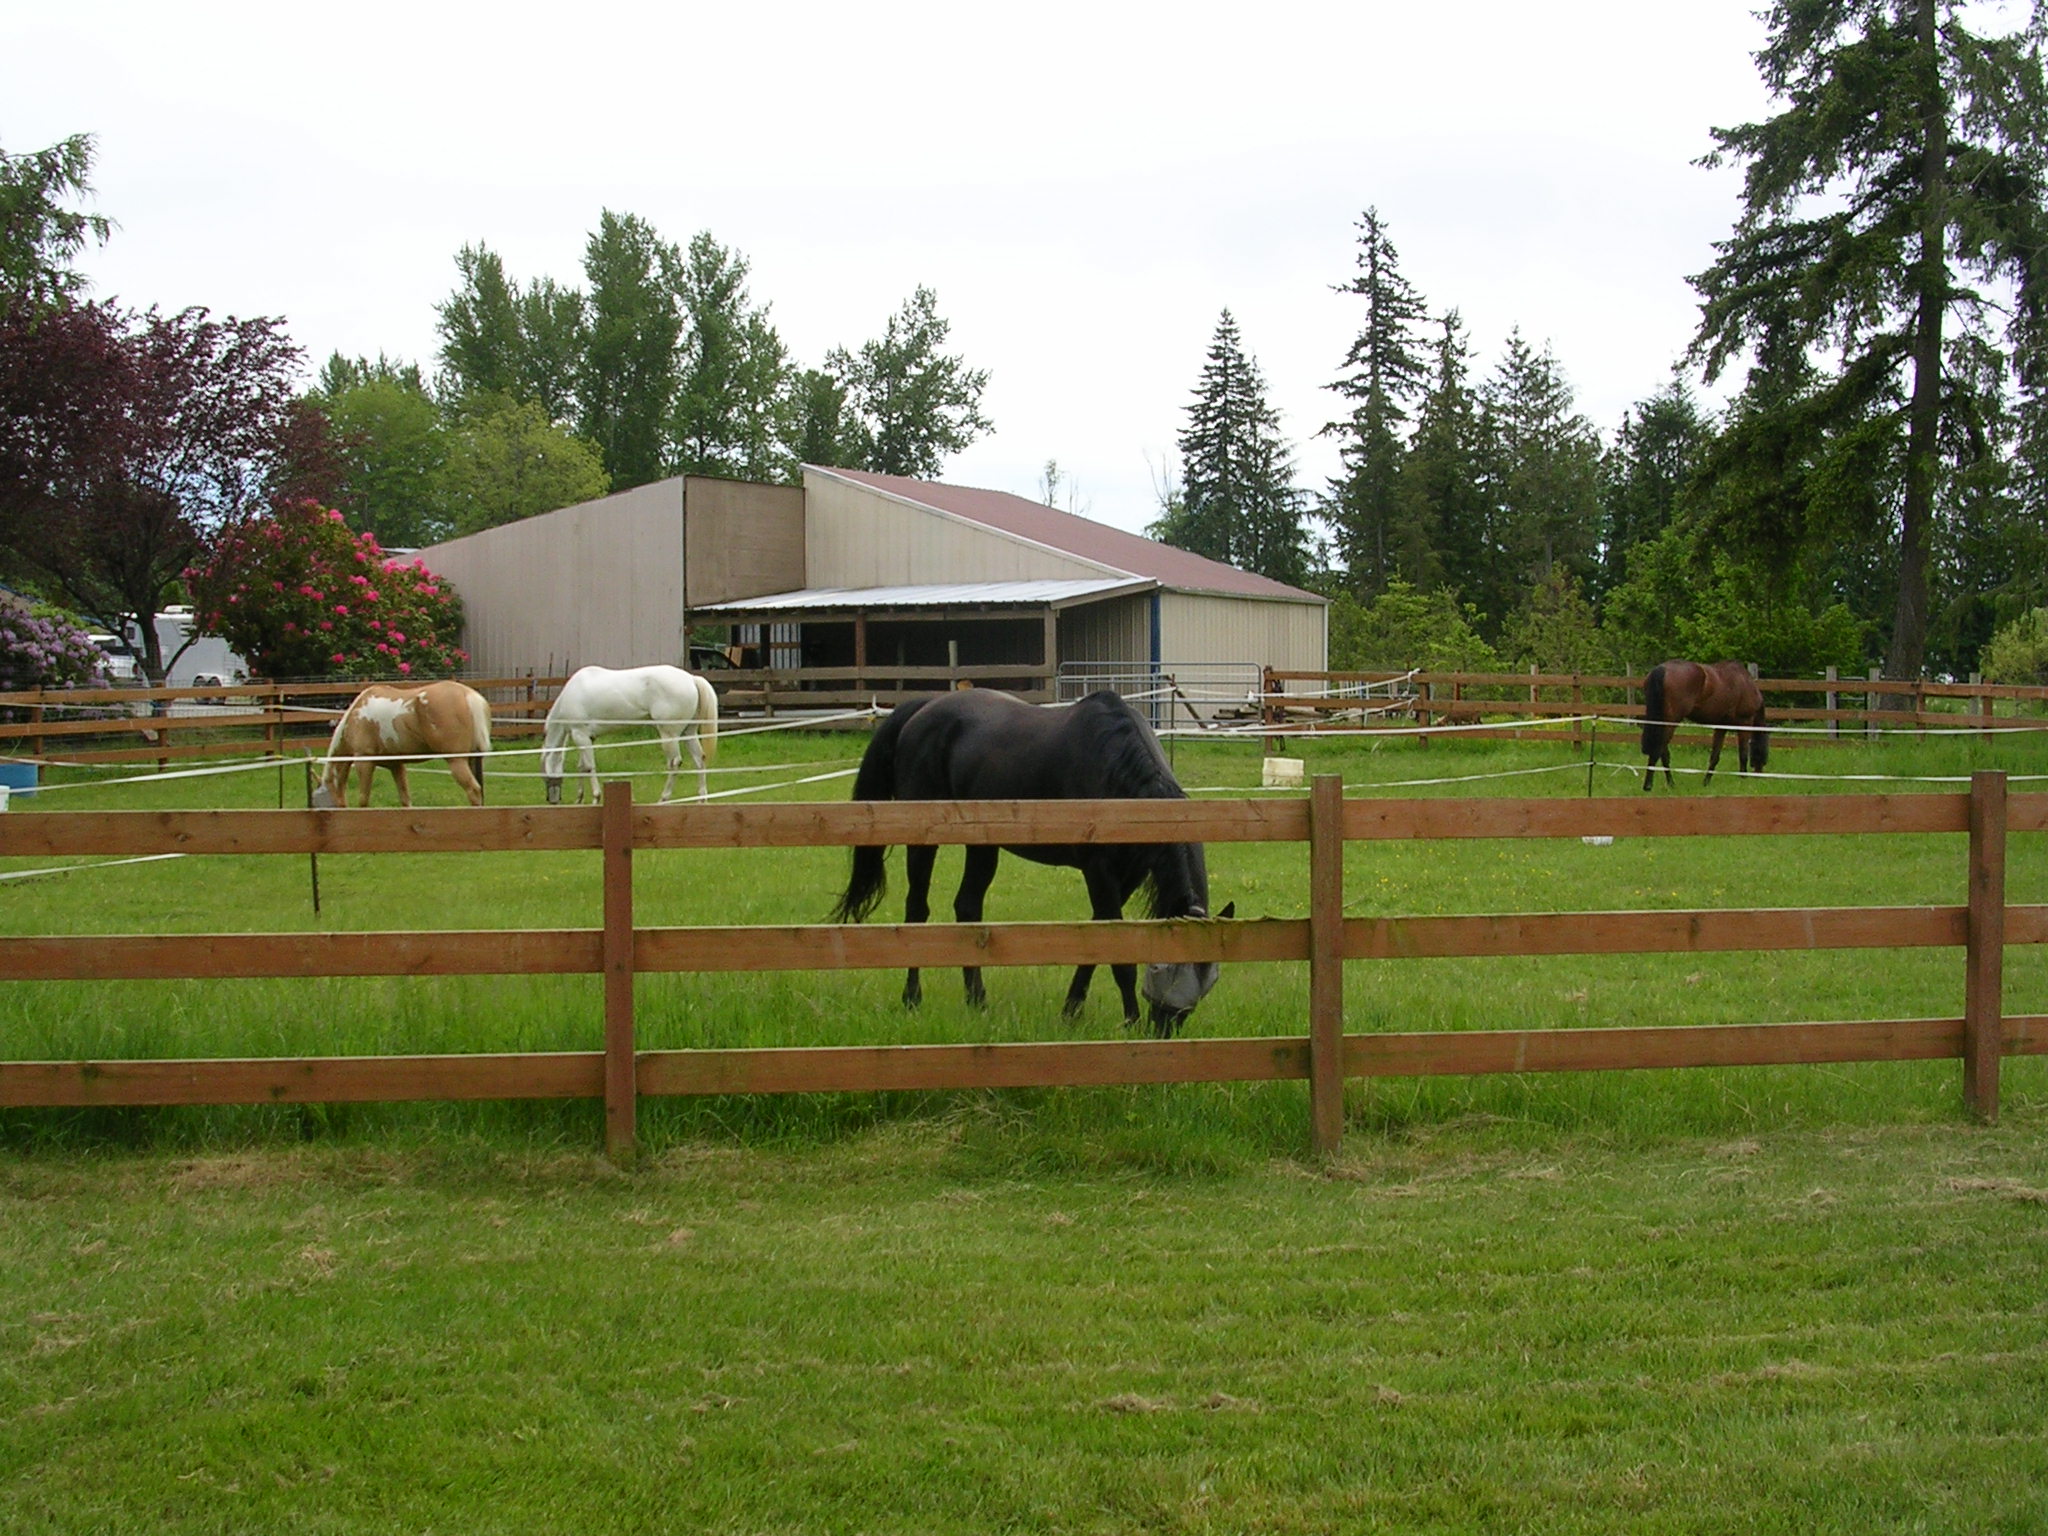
[[1159, 590, 1326, 672], [1057, 594, 1152, 670], [804, 471, 1110, 587], [419, 480, 685, 678]]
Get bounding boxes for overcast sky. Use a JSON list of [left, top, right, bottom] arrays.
[[9, 0, 1784, 535]]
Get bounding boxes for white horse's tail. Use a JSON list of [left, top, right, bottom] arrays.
[[694, 672, 719, 763]]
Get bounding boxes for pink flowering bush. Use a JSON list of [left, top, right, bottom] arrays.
[[188, 502, 467, 679]]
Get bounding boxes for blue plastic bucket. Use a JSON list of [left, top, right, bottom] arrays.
[[0, 760, 39, 804]]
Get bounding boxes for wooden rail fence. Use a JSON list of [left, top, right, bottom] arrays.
[[1263, 667, 2048, 743], [1, 776, 2042, 1158]]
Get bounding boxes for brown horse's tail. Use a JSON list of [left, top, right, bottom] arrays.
[[1641, 665, 1667, 756], [466, 686, 492, 798]]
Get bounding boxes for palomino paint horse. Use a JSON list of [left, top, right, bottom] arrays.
[[312, 680, 493, 808], [1640, 659, 1770, 791], [829, 689, 1233, 1037], [540, 664, 720, 805]]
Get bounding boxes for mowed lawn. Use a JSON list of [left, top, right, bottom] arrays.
[[3, 721, 2047, 1530], [4, 1117, 2046, 1534]]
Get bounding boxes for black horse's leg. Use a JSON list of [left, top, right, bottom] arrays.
[[952, 844, 999, 1009], [1705, 728, 1727, 784], [1063, 863, 1136, 1024], [901, 844, 936, 1009]]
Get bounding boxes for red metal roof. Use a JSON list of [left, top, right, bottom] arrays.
[[816, 468, 1323, 603]]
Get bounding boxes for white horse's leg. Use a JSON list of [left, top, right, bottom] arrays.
[[687, 730, 707, 800], [657, 726, 681, 803], [574, 728, 598, 804]]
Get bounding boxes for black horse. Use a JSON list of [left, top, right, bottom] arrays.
[[829, 689, 1232, 1037], [1640, 659, 1771, 791]]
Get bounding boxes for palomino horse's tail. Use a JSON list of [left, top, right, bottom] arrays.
[[693, 672, 719, 764], [830, 696, 935, 923], [1641, 664, 1667, 756], [466, 686, 492, 794]]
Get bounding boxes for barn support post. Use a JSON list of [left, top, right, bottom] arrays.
[[602, 781, 638, 1163], [1964, 769, 2007, 1123], [1308, 773, 1346, 1155]]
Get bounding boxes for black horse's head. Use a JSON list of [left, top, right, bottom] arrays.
[[1141, 900, 1235, 1037]]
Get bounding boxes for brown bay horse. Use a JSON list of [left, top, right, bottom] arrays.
[[1640, 660, 1769, 791], [313, 680, 493, 808]]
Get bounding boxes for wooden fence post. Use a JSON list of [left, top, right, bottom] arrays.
[[1825, 665, 1838, 740], [602, 780, 637, 1163], [1308, 773, 1346, 1155], [1867, 667, 1881, 740], [1964, 769, 2007, 1123]]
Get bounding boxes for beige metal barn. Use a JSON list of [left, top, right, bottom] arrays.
[[416, 466, 1325, 702]]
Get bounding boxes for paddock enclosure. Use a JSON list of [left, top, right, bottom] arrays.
[[2, 772, 2041, 1158]]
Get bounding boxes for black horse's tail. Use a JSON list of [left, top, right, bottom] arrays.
[[1751, 707, 1771, 771], [1641, 664, 1667, 756], [830, 697, 932, 923]]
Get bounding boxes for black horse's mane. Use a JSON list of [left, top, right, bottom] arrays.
[[1069, 693, 1198, 918], [1073, 692, 1185, 802]]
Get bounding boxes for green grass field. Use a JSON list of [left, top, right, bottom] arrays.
[[3, 720, 2046, 1531]]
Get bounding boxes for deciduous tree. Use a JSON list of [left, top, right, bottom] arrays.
[[829, 286, 991, 479], [0, 302, 312, 681]]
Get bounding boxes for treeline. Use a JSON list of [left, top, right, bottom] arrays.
[[317, 216, 993, 548], [1156, 3, 2048, 685]]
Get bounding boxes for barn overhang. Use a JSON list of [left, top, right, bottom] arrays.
[[689, 579, 1158, 689]]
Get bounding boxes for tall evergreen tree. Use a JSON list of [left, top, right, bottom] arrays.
[[669, 232, 793, 482], [828, 287, 991, 479], [1691, 0, 2048, 682], [1153, 310, 1308, 585], [1323, 208, 1429, 597], [1597, 374, 1717, 599], [576, 210, 683, 491], [1398, 311, 1484, 603], [1478, 330, 1602, 621]]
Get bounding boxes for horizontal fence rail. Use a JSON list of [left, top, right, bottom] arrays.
[[1, 780, 2041, 1157], [1260, 667, 2048, 742], [11, 662, 2048, 770]]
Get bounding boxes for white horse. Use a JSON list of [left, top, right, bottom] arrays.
[[540, 664, 720, 805]]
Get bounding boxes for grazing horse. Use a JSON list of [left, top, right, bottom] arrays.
[[313, 680, 493, 808], [1640, 659, 1770, 791], [829, 689, 1233, 1037], [541, 664, 719, 805]]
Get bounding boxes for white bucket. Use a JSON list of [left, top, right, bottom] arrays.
[[1262, 756, 1305, 789], [1580, 835, 1613, 846]]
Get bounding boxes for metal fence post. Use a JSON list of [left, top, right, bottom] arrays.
[[1964, 770, 2007, 1123], [602, 780, 637, 1162], [1309, 773, 1346, 1155]]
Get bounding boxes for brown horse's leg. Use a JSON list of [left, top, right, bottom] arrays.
[[449, 757, 484, 806], [353, 761, 375, 807], [390, 762, 412, 807], [1705, 729, 1726, 784], [1643, 726, 1671, 792]]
